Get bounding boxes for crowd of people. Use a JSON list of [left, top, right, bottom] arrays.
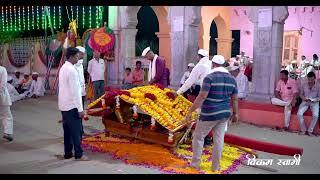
[[2, 43, 318, 172], [0, 68, 46, 142], [284, 54, 320, 79], [7, 71, 45, 103], [121, 47, 171, 90]]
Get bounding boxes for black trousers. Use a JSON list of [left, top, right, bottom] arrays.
[[183, 85, 201, 98], [61, 108, 83, 159], [81, 96, 86, 139]]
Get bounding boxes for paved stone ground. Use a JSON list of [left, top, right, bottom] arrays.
[[0, 95, 319, 174]]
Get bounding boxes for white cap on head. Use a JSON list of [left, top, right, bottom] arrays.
[[229, 66, 240, 71], [249, 60, 253, 63], [212, 55, 225, 65], [141, 47, 151, 57], [305, 60, 310, 64], [7, 76, 13, 81], [187, 63, 195, 67], [32, 72, 39, 75], [76, 46, 86, 53], [24, 72, 29, 75], [291, 60, 297, 64], [198, 49, 209, 57]]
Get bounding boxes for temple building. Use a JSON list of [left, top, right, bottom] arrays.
[[1, 6, 319, 102]]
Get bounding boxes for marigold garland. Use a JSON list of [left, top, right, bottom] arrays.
[[82, 133, 251, 174]]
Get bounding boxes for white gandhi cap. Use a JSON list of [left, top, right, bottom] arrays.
[[32, 72, 39, 75], [76, 46, 86, 53], [212, 55, 226, 65], [188, 63, 195, 67], [198, 49, 209, 57], [141, 47, 151, 57]]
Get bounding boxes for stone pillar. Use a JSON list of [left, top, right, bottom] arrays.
[[107, 6, 120, 85], [215, 38, 233, 59], [202, 34, 210, 53], [155, 32, 171, 69], [107, 6, 139, 86], [168, 6, 201, 89], [247, 6, 289, 102], [107, 30, 120, 85]]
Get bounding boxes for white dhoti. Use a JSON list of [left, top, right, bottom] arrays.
[[0, 105, 13, 135], [271, 98, 292, 128]]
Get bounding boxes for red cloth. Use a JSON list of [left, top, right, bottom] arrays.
[[224, 133, 303, 156], [244, 66, 252, 81]]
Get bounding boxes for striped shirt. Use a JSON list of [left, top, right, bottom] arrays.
[[199, 71, 238, 121]]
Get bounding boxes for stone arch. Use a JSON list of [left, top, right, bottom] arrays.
[[213, 14, 228, 40], [212, 14, 232, 58], [135, 6, 160, 56], [151, 6, 171, 69], [124, 6, 171, 67], [199, 7, 233, 59], [209, 20, 218, 56]]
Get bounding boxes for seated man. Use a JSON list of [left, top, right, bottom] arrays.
[[300, 61, 314, 79], [132, 61, 145, 87], [297, 72, 320, 136], [7, 76, 26, 102], [25, 72, 45, 98], [17, 73, 32, 94], [230, 66, 249, 100], [180, 63, 196, 98], [12, 70, 23, 89], [286, 61, 298, 79], [122, 68, 133, 90], [271, 70, 299, 131]]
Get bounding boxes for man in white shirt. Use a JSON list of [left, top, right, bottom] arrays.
[[285, 61, 297, 73], [299, 55, 307, 70], [230, 66, 249, 100], [177, 49, 212, 146], [0, 65, 13, 141], [75, 46, 87, 139], [300, 60, 314, 79], [180, 63, 195, 85], [12, 70, 23, 89], [180, 63, 196, 97], [87, 51, 106, 100], [17, 73, 32, 94], [75, 46, 86, 107], [58, 47, 88, 161], [7, 76, 25, 102], [26, 72, 45, 98], [177, 49, 212, 97]]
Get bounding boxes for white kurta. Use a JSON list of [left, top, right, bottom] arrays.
[[0, 66, 12, 106], [12, 76, 23, 88], [235, 72, 249, 99], [74, 59, 86, 96], [285, 64, 295, 73], [180, 71, 191, 85], [177, 57, 212, 95], [21, 78, 32, 91], [7, 83, 25, 102], [26, 78, 45, 97], [300, 66, 315, 78], [0, 66, 13, 135]]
